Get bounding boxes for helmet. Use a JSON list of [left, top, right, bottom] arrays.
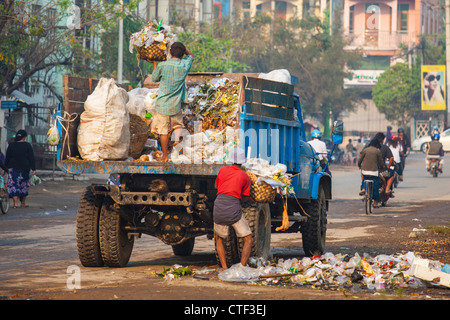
[[398, 128, 404, 133], [390, 134, 398, 140], [433, 133, 440, 141], [387, 125, 392, 130], [311, 129, 322, 138]]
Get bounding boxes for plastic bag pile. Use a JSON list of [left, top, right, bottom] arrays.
[[242, 158, 293, 196], [169, 78, 241, 164], [218, 251, 447, 291]]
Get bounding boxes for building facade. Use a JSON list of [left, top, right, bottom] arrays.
[[341, 0, 443, 140]]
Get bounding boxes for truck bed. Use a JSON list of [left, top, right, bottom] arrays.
[[58, 159, 224, 176]]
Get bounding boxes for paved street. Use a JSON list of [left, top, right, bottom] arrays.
[[0, 152, 448, 302]]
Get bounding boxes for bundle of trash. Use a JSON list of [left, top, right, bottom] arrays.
[[218, 251, 450, 290], [76, 72, 294, 162], [129, 20, 178, 62], [242, 158, 294, 196], [168, 78, 242, 164]]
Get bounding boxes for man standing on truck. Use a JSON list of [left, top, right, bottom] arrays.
[[214, 148, 253, 270], [151, 42, 193, 161]]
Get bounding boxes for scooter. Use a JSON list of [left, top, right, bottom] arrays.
[[378, 174, 391, 207], [429, 157, 442, 178]]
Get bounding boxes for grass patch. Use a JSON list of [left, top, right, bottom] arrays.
[[425, 224, 450, 236]]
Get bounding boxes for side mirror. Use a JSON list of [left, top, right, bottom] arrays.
[[331, 120, 343, 144]]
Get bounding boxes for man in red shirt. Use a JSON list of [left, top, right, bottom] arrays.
[[214, 148, 253, 270]]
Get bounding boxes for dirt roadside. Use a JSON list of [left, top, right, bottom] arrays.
[[1, 172, 449, 301]]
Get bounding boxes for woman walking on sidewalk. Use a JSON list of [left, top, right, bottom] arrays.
[[5, 130, 36, 208]]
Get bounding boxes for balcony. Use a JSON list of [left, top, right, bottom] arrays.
[[344, 30, 418, 51]]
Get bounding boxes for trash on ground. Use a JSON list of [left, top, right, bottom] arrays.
[[157, 264, 192, 280], [218, 251, 449, 291], [409, 258, 450, 288]]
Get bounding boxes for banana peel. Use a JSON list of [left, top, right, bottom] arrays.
[[275, 202, 289, 231]]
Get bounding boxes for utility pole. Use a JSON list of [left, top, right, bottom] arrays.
[[446, 0, 450, 127], [118, 0, 124, 84]]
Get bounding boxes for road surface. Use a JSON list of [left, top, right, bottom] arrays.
[[0, 152, 448, 304]]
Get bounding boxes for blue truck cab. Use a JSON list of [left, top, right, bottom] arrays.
[[57, 73, 343, 267]]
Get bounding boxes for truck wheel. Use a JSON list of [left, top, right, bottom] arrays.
[[301, 186, 327, 256], [172, 238, 195, 256], [99, 198, 134, 267], [76, 186, 104, 267], [214, 228, 240, 268], [239, 203, 272, 259]]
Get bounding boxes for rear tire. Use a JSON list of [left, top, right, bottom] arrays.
[[238, 203, 271, 259], [172, 238, 195, 256], [99, 198, 134, 267], [214, 228, 239, 268], [1, 192, 9, 214], [76, 186, 104, 267], [301, 186, 327, 256]]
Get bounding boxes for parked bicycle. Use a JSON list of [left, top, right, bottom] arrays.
[[0, 174, 9, 214]]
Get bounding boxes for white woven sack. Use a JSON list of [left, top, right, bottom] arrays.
[[78, 78, 130, 161]]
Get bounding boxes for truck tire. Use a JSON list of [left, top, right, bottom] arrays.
[[238, 203, 272, 259], [172, 238, 195, 256], [99, 198, 134, 267], [301, 186, 327, 256], [214, 228, 240, 268], [76, 186, 104, 267]]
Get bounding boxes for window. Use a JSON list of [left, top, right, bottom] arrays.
[[398, 4, 409, 33], [349, 6, 355, 33], [359, 56, 391, 70]]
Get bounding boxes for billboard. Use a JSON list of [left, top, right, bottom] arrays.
[[421, 65, 446, 111]]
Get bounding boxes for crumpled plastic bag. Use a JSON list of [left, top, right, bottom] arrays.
[[127, 88, 158, 118], [47, 122, 60, 146], [218, 263, 263, 282], [258, 69, 291, 84]]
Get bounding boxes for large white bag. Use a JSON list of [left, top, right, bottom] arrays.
[[78, 78, 130, 161]]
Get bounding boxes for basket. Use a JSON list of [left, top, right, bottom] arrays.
[[135, 42, 167, 62], [247, 171, 277, 203], [129, 132, 149, 159]]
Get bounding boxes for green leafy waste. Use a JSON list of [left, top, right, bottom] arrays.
[[157, 265, 193, 278]]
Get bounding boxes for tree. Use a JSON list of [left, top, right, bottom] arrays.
[[177, 31, 248, 73], [372, 63, 421, 127], [97, 14, 152, 87], [0, 0, 140, 97]]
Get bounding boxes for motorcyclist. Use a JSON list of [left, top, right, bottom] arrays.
[[358, 136, 385, 208], [397, 128, 410, 181], [426, 133, 444, 172], [374, 132, 395, 197], [307, 129, 328, 169], [431, 125, 440, 136]]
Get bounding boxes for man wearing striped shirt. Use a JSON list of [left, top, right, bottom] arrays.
[[151, 42, 193, 161]]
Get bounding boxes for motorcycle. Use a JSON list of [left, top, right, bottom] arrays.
[[428, 157, 442, 178], [378, 171, 391, 207]]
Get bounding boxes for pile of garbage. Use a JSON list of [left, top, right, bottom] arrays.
[[216, 252, 450, 291], [169, 78, 242, 164], [242, 158, 294, 196], [75, 70, 293, 162], [129, 20, 177, 61]]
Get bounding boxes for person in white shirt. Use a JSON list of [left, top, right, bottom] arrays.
[[308, 129, 328, 168]]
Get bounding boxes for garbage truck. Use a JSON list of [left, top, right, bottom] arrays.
[[56, 73, 343, 267]]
